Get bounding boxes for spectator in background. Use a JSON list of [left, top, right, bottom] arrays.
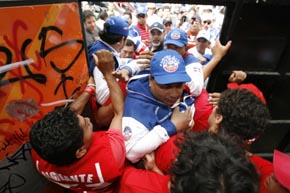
[[132, 6, 150, 46], [162, 5, 171, 19], [188, 30, 212, 87], [148, 22, 165, 52], [187, 15, 202, 49], [107, 2, 121, 16], [163, 18, 173, 36], [176, 7, 190, 32], [123, 11, 133, 27], [82, 10, 99, 46], [201, 14, 220, 46], [188, 30, 212, 65], [146, 3, 163, 26], [96, 10, 108, 31]]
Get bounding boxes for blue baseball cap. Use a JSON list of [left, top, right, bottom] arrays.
[[104, 16, 129, 36], [164, 28, 188, 47], [150, 50, 191, 84]]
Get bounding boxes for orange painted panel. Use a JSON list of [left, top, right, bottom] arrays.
[[0, 2, 89, 159]]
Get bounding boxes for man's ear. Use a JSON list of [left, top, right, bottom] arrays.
[[75, 146, 87, 159], [215, 113, 223, 125]]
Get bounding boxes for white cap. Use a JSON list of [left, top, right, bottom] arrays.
[[196, 30, 210, 42]]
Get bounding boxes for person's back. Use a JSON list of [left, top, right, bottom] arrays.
[[87, 16, 129, 129]]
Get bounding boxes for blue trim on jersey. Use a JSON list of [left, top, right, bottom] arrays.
[[87, 40, 119, 76]]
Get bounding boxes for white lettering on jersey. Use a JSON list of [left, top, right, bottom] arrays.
[[36, 160, 111, 190]]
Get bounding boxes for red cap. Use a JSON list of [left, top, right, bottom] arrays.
[[227, 83, 266, 104], [273, 150, 290, 190]]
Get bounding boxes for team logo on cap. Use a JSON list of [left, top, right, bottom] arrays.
[[160, 55, 179, 72], [170, 31, 181, 40]]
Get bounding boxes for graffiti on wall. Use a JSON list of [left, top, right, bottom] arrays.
[[0, 2, 89, 160]]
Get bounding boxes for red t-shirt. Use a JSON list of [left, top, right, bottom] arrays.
[[31, 130, 125, 193]]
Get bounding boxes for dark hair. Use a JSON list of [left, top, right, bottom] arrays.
[[125, 39, 136, 50], [99, 10, 108, 20], [123, 11, 132, 20], [170, 132, 259, 193], [29, 107, 84, 166], [99, 22, 125, 44], [82, 10, 96, 23], [217, 89, 271, 144]]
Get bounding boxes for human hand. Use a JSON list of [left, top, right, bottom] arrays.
[[197, 55, 207, 64], [208, 92, 221, 106], [137, 50, 154, 60], [136, 59, 151, 70], [211, 39, 232, 60], [171, 106, 193, 132], [228, 70, 247, 83], [143, 152, 164, 175], [93, 50, 114, 77], [112, 68, 131, 82]]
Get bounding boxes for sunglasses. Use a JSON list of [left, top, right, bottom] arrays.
[[137, 14, 146, 18], [203, 20, 211, 25]]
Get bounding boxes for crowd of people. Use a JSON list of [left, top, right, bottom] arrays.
[[28, 1, 290, 193]]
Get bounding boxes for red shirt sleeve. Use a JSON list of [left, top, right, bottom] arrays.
[[106, 129, 126, 169]]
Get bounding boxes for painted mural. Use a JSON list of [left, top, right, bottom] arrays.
[[0, 2, 89, 160]]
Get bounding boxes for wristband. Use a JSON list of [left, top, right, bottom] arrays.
[[87, 83, 96, 87], [84, 86, 95, 96]]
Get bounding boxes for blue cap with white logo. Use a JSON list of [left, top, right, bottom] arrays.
[[164, 28, 188, 47], [150, 49, 191, 84]]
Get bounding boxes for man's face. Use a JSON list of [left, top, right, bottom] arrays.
[[77, 115, 93, 150], [202, 20, 212, 30], [120, 45, 135, 58], [208, 106, 220, 133], [150, 77, 184, 106], [84, 16, 97, 33], [165, 44, 186, 57], [189, 20, 201, 34], [150, 29, 164, 46], [123, 14, 132, 26], [137, 14, 147, 25], [164, 22, 172, 33], [196, 38, 210, 53]]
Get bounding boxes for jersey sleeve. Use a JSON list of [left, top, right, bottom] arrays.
[[122, 117, 170, 163], [106, 129, 126, 169], [185, 62, 204, 97], [93, 67, 110, 105]]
